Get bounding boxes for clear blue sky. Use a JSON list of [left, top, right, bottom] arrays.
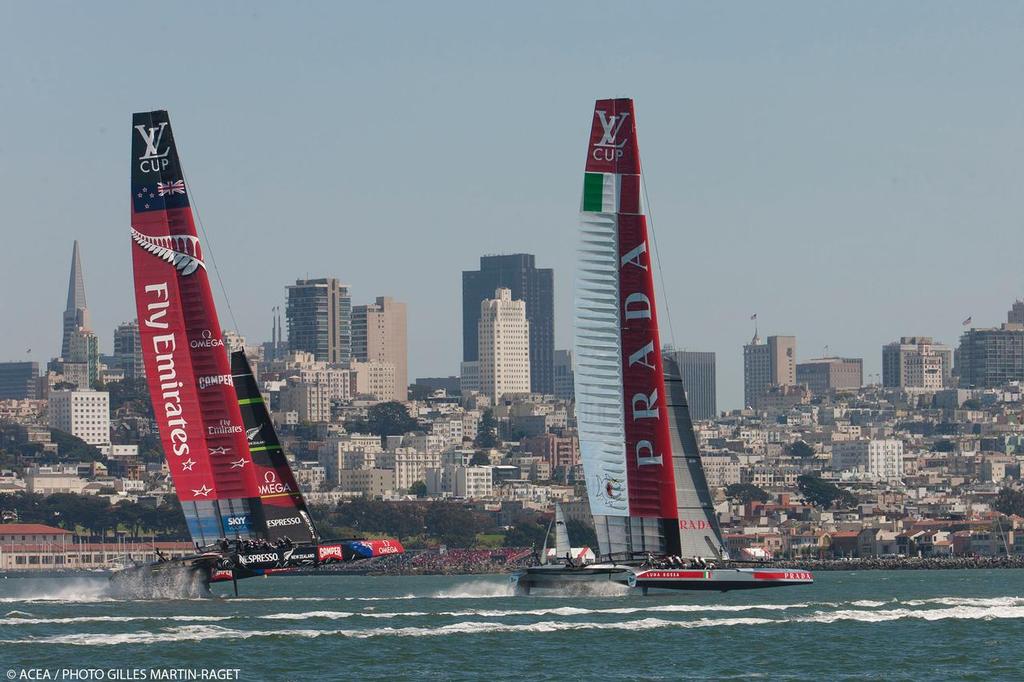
[[2, 2, 1022, 409]]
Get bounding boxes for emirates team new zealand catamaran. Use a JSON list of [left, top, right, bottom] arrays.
[[512, 99, 812, 594], [113, 110, 403, 593]]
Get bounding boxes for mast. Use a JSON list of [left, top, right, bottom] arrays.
[[130, 110, 263, 548], [575, 99, 679, 559]]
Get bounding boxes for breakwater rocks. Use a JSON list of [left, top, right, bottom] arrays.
[[767, 556, 1024, 571]]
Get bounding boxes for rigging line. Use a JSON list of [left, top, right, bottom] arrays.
[[641, 168, 677, 352], [177, 152, 241, 335]]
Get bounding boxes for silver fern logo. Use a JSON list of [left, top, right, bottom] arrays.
[[131, 228, 206, 276]]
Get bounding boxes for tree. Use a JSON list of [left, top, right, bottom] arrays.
[[425, 503, 488, 547], [470, 451, 492, 466], [797, 475, 857, 509], [994, 488, 1024, 517], [503, 518, 550, 548], [787, 440, 815, 459], [931, 439, 955, 452], [105, 378, 154, 416], [474, 409, 499, 448], [365, 402, 419, 437], [408, 481, 427, 498], [725, 483, 770, 504], [49, 429, 104, 462], [565, 519, 598, 549]]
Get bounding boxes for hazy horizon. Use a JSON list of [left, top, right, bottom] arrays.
[[3, 2, 1023, 409]]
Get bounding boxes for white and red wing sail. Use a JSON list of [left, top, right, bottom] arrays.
[[576, 99, 725, 559]]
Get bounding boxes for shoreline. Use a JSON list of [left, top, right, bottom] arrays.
[[4, 555, 1024, 579]]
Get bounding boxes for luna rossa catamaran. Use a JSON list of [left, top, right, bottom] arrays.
[[512, 98, 813, 593], [116, 110, 403, 591]]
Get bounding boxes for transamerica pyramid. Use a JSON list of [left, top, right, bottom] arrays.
[[61, 240, 90, 358]]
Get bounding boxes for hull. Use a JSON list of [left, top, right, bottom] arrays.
[[511, 564, 813, 594], [108, 553, 219, 597], [510, 563, 632, 594], [629, 567, 814, 592]]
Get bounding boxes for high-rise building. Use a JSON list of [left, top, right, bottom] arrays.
[[832, 439, 904, 481], [477, 288, 531, 402], [670, 350, 717, 420], [0, 362, 40, 400], [796, 357, 863, 396], [61, 241, 90, 359], [352, 296, 408, 401], [48, 389, 110, 446], [743, 334, 796, 409], [286, 278, 351, 364], [1008, 300, 1024, 325], [882, 337, 953, 389], [553, 350, 575, 401], [63, 328, 99, 388], [113, 321, 145, 380], [222, 330, 246, 353], [350, 360, 398, 402], [462, 254, 553, 394], [956, 303, 1024, 388]]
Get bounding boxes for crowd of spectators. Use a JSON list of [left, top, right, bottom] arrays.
[[367, 547, 534, 576]]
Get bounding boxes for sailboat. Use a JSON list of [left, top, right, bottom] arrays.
[[115, 110, 403, 592], [512, 99, 812, 593]]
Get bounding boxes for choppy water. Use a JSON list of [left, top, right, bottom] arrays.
[[0, 570, 1021, 680]]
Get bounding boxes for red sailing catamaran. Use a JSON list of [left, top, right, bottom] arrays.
[[512, 98, 813, 593], [114, 110, 402, 592]]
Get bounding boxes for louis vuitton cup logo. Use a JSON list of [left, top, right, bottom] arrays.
[[136, 122, 172, 173], [592, 110, 630, 162]]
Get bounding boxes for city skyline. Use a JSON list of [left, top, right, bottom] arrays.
[[17, 235, 1024, 409], [3, 3, 1024, 409]]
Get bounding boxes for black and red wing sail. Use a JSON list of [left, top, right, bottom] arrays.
[[131, 110, 264, 547], [231, 350, 319, 544]]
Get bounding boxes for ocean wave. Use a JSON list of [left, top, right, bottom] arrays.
[[257, 602, 830, 621], [9, 602, 1024, 645], [227, 595, 417, 602], [849, 599, 888, 607], [0, 617, 777, 645], [0, 614, 230, 626], [900, 596, 1024, 608], [431, 579, 633, 599], [429, 580, 515, 599], [797, 605, 1024, 624]]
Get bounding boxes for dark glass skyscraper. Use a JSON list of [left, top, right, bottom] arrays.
[[670, 350, 717, 420], [462, 254, 554, 394], [286, 278, 351, 364], [0, 362, 39, 400]]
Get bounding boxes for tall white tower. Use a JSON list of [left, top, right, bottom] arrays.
[[478, 288, 531, 402]]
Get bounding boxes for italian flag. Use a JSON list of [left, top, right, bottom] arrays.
[[582, 172, 619, 213]]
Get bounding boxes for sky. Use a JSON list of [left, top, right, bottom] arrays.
[[1, 2, 1022, 409]]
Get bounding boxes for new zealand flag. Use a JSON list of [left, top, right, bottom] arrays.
[[132, 178, 189, 213]]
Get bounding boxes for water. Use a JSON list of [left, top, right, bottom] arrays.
[[0, 570, 1021, 680]]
